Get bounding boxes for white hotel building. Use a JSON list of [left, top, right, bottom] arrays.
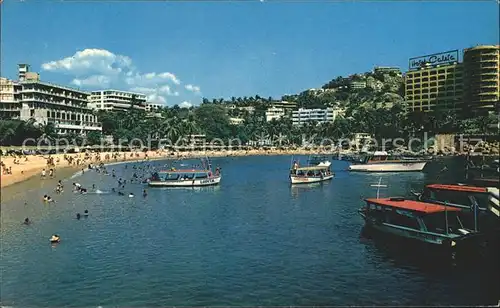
[[0, 65, 102, 136], [265, 106, 285, 122], [292, 107, 339, 126], [89, 90, 147, 111]]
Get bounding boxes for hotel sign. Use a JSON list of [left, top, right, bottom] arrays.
[[409, 50, 459, 70]]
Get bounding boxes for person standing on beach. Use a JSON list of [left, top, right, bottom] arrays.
[[41, 169, 46, 179]]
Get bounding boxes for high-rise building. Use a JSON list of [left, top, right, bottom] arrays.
[[405, 50, 463, 112], [89, 90, 147, 111], [463, 45, 500, 114], [0, 64, 102, 135], [0, 80, 102, 135], [292, 107, 339, 126]]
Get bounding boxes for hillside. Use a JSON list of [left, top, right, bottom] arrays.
[[281, 69, 405, 112]]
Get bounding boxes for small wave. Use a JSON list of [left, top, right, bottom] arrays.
[[69, 170, 84, 179]]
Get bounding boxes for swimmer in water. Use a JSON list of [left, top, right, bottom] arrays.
[[128, 193, 134, 198], [23, 217, 31, 225], [118, 191, 124, 196], [76, 213, 81, 220], [84, 210, 89, 217], [92, 184, 96, 189], [143, 189, 147, 197]]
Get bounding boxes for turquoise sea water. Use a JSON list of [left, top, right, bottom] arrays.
[[0, 155, 498, 306]]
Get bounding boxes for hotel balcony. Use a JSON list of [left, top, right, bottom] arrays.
[[20, 88, 89, 103], [22, 96, 92, 110]]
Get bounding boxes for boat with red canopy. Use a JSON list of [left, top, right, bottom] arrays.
[[359, 197, 481, 249], [413, 184, 499, 218]]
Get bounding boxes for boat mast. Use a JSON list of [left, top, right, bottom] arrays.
[[444, 201, 449, 235], [468, 195, 478, 232], [370, 177, 387, 199]]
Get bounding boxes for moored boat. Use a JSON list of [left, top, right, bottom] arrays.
[[348, 151, 427, 172], [290, 156, 334, 184], [413, 183, 500, 220], [148, 157, 221, 187], [290, 165, 334, 184], [358, 197, 482, 251]]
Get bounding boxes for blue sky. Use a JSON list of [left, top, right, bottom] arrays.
[[1, 0, 498, 107]]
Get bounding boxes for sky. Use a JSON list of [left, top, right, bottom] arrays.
[[1, 0, 498, 107]]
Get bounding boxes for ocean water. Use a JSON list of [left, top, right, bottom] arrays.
[[0, 155, 498, 307]]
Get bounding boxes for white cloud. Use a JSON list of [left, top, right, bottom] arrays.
[[185, 84, 201, 95], [42, 48, 133, 77], [125, 72, 181, 87], [41, 48, 193, 105], [147, 94, 167, 104], [130, 87, 157, 94], [71, 75, 111, 87], [180, 101, 192, 108]]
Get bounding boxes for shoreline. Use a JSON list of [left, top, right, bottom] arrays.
[[0, 149, 320, 189], [1, 148, 496, 189]]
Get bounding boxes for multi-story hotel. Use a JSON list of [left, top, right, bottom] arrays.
[[292, 107, 339, 126], [405, 50, 463, 112], [0, 65, 102, 136], [89, 90, 147, 111], [265, 106, 285, 122], [269, 100, 298, 113], [145, 102, 162, 112], [0, 77, 21, 119], [463, 45, 500, 114]]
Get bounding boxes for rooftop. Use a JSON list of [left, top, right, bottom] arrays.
[[365, 198, 461, 214], [426, 184, 488, 194], [20, 80, 89, 95]]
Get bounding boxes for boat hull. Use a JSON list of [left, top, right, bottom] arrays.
[[290, 174, 334, 184], [148, 176, 221, 187], [349, 161, 427, 172], [358, 210, 484, 254]]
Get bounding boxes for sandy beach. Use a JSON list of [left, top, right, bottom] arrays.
[[0, 148, 324, 188]]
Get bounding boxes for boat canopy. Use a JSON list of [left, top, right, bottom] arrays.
[[426, 184, 488, 194], [294, 166, 330, 171], [365, 198, 461, 214], [372, 151, 389, 156], [158, 169, 210, 174]]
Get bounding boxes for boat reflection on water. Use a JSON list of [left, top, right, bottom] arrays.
[[290, 181, 330, 198], [360, 223, 499, 269]]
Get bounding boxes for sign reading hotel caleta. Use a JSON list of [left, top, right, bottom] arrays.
[[409, 50, 459, 70]]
